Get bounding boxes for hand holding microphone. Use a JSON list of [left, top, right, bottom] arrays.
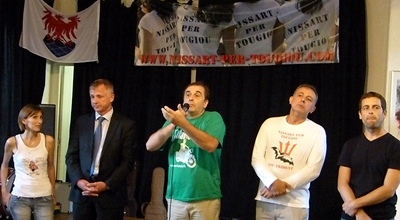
[[175, 103, 189, 113], [182, 103, 189, 112], [161, 103, 190, 125]]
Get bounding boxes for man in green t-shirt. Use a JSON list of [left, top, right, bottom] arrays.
[[146, 81, 226, 220]]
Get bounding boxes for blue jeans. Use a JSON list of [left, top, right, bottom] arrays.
[[256, 201, 308, 220], [9, 195, 54, 220]]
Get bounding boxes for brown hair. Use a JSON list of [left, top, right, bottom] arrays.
[[359, 91, 387, 111], [184, 81, 211, 101], [18, 104, 43, 132]]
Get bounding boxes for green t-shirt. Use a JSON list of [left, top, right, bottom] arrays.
[[162, 111, 226, 202]]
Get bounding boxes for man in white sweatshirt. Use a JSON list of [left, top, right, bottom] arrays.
[[252, 84, 327, 220]]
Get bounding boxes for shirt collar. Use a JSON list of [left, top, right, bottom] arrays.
[[95, 108, 113, 122]]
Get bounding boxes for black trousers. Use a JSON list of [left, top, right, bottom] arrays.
[[72, 197, 124, 220]]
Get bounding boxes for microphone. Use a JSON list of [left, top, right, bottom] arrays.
[[182, 103, 189, 112]]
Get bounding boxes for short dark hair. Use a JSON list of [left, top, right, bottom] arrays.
[[18, 104, 43, 132], [184, 81, 211, 101], [293, 84, 319, 103], [359, 91, 387, 111]]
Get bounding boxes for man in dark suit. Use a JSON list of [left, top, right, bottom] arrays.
[[66, 79, 137, 220]]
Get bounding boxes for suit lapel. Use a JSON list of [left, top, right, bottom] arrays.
[[85, 114, 95, 156], [101, 113, 120, 155]]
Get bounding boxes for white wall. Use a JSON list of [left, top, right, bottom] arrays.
[[42, 61, 74, 181], [365, 0, 390, 95], [386, 0, 400, 138], [366, 0, 400, 130], [366, 0, 400, 218]]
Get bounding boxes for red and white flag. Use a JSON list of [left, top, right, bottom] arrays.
[[20, 0, 100, 63]]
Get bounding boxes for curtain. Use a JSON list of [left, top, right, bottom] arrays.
[[1, 0, 365, 219], [72, 0, 192, 214], [72, 0, 365, 219], [197, 1, 366, 218], [0, 0, 47, 164]]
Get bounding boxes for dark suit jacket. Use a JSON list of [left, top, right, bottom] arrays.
[[65, 112, 137, 208]]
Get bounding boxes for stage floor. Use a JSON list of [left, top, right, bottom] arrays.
[[55, 213, 143, 220]]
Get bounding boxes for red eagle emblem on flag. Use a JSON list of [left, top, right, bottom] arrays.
[[42, 9, 81, 57]]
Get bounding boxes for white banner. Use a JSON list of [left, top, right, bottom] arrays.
[[135, 0, 339, 67], [20, 0, 100, 63]]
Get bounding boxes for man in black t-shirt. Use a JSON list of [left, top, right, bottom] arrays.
[[337, 91, 400, 220]]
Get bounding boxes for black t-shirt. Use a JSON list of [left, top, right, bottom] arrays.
[[337, 133, 400, 220]]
